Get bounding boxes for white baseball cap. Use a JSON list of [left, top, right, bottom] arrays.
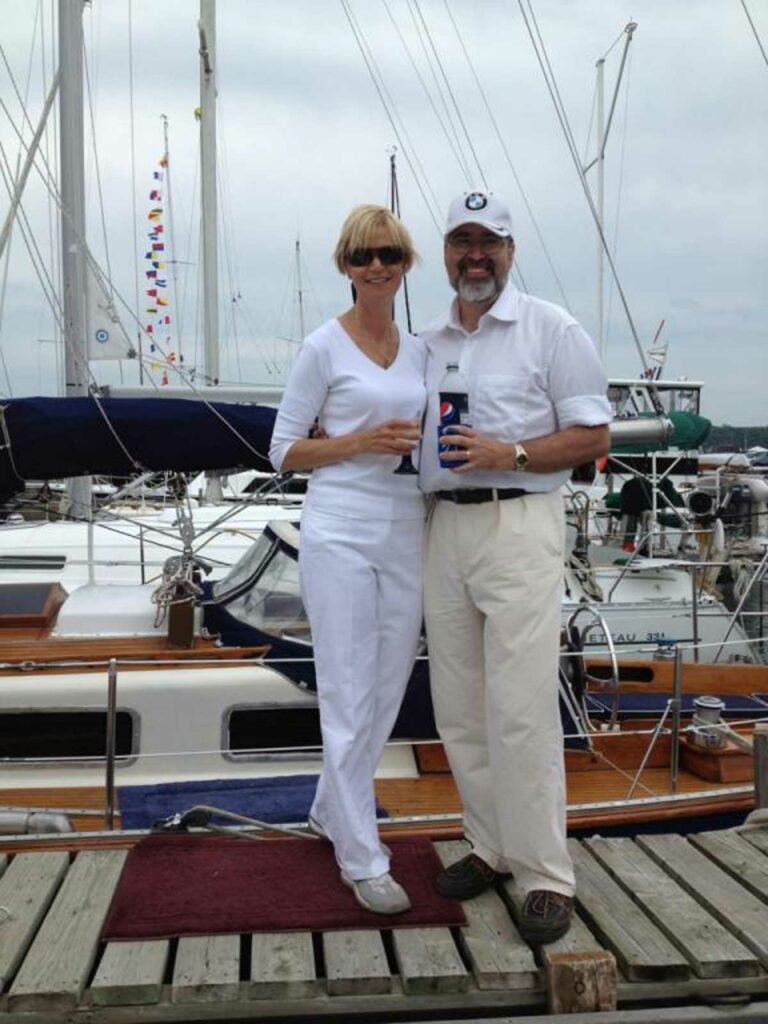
[[444, 189, 513, 238]]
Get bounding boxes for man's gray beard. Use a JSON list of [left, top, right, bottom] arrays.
[[453, 272, 505, 305]]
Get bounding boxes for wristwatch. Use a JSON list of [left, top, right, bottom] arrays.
[[513, 443, 530, 470]]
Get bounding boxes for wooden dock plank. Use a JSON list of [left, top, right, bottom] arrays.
[[567, 839, 690, 982], [742, 826, 768, 857], [391, 927, 469, 995], [0, 851, 68, 991], [172, 935, 241, 1003], [7, 848, 126, 1012], [638, 834, 768, 968], [690, 829, 768, 903], [323, 930, 391, 995], [435, 841, 537, 991], [585, 835, 759, 979], [249, 932, 319, 999], [90, 941, 169, 1006]]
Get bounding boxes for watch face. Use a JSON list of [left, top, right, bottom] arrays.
[[515, 445, 529, 468]]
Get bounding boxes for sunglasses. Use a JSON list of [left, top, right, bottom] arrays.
[[346, 246, 405, 267]]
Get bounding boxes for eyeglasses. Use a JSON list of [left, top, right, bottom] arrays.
[[346, 246, 405, 267], [446, 234, 507, 255]]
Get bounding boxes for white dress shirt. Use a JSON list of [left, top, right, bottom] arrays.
[[419, 283, 612, 494]]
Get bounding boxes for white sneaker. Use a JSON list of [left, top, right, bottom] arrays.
[[341, 871, 411, 914]]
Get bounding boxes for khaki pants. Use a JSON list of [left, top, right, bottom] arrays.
[[424, 489, 575, 896]]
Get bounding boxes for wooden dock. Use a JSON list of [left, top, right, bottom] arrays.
[[0, 824, 767, 1022]]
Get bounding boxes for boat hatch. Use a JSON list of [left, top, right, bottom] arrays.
[[0, 709, 134, 761], [210, 521, 309, 641], [0, 582, 65, 630], [0, 554, 66, 571]]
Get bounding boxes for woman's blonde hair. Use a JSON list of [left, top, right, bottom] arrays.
[[333, 204, 417, 273]]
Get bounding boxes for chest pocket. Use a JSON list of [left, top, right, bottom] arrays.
[[473, 373, 530, 440]]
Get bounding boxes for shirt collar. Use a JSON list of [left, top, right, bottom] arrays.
[[445, 278, 520, 333]]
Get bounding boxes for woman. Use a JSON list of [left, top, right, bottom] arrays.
[[269, 205, 425, 915]]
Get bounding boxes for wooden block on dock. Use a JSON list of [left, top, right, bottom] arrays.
[[638, 833, 768, 968], [436, 840, 537, 991], [0, 851, 68, 991], [172, 934, 240, 1003], [249, 932, 319, 999], [544, 950, 617, 1013], [586, 835, 759, 979], [324, 930, 391, 995], [392, 927, 469, 995], [90, 941, 169, 1006], [7, 849, 126, 1013], [567, 839, 689, 982], [690, 829, 768, 903]]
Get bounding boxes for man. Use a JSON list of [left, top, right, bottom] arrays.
[[419, 189, 611, 945]]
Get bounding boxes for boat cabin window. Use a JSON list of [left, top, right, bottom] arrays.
[[0, 555, 66, 572], [212, 522, 309, 640], [0, 710, 134, 760], [227, 706, 321, 756]]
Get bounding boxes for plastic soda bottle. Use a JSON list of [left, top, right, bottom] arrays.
[[438, 362, 470, 468]]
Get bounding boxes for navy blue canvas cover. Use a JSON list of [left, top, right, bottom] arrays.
[[0, 396, 276, 500]]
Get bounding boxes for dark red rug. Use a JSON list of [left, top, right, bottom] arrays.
[[103, 834, 465, 939]]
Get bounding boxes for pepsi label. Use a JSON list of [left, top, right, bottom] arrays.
[[438, 389, 470, 467]]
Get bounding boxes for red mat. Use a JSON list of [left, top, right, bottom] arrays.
[[103, 834, 466, 939]]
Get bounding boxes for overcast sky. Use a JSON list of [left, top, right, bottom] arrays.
[[1, 0, 766, 424]]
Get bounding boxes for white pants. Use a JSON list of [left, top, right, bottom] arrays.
[[300, 506, 424, 880], [424, 490, 575, 896]]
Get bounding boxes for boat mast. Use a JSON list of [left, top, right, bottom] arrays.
[[295, 237, 305, 342], [198, 0, 218, 386], [584, 22, 637, 365], [59, 0, 91, 518], [388, 148, 412, 333]]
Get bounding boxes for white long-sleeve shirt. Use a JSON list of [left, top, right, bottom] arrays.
[[269, 318, 427, 520]]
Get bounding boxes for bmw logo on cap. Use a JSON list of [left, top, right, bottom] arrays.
[[465, 191, 488, 211], [95, 328, 110, 344]]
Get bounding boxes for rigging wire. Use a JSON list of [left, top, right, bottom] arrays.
[[411, 0, 487, 188], [403, 0, 473, 185], [740, 0, 768, 68], [127, 0, 144, 383], [517, 1, 656, 392], [382, 0, 471, 186], [443, 0, 573, 305], [82, 33, 114, 300], [340, 0, 442, 233]]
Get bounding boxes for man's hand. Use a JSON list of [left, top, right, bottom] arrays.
[[440, 426, 511, 473]]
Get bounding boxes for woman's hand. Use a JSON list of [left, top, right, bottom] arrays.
[[354, 418, 421, 456]]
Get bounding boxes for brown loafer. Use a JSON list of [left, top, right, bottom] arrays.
[[435, 853, 502, 900], [519, 889, 574, 945]]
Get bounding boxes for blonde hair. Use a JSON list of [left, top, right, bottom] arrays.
[[333, 204, 417, 273]]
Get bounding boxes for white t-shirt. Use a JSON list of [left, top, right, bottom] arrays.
[[419, 283, 612, 493], [269, 318, 427, 520]]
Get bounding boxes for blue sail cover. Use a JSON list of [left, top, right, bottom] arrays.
[[0, 396, 277, 501]]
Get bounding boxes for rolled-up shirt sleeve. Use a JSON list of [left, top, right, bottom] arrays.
[[549, 323, 612, 429], [269, 342, 328, 471]]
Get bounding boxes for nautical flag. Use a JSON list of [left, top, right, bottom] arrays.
[[153, 171, 163, 180], [146, 306, 157, 314], [150, 189, 161, 200], [152, 242, 165, 252], [161, 371, 169, 385], [146, 325, 153, 334], [156, 279, 166, 287], [163, 315, 171, 324], [157, 297, 168, 306], [159, 156, 168, 168], [147, 289, 158, 297], [146, 270, 157, 279], [148, 208, 162, 221]]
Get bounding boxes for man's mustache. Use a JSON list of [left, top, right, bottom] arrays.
[[458, 256, 495, 274]]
